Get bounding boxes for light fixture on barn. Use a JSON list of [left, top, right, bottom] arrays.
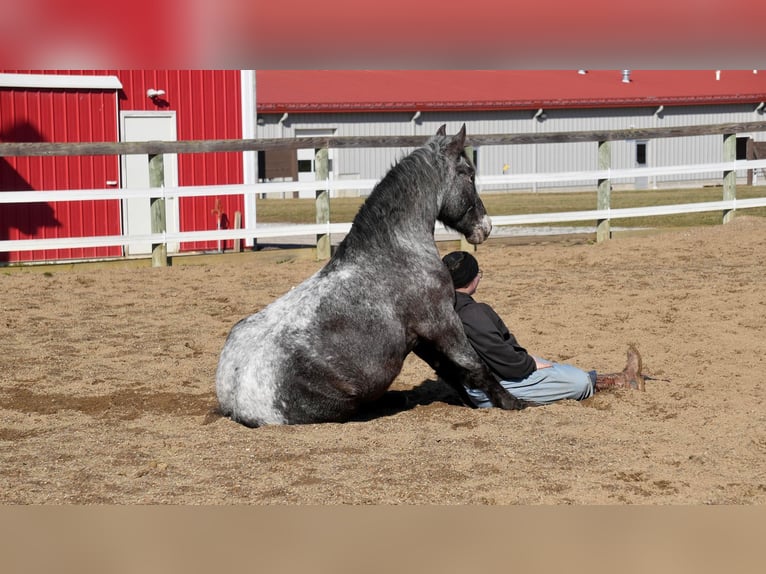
[[756, 102, 765, 115], [533, 108, 546, 122], [147, 88, 166, 101]]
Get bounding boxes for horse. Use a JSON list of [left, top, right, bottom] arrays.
[[215, 124, 528, 426]]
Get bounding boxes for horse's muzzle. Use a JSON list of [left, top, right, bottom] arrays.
[[465, 214, 492, 244]]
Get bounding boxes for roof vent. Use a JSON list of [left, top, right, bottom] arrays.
[[621, 70, 631, 83]]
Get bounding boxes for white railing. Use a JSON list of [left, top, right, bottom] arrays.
[[2, 159, 766, 256]]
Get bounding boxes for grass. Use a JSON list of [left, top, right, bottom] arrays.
[[255, 185, 766, 229]]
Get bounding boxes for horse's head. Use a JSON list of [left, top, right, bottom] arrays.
[[435, 124, 492, 244]]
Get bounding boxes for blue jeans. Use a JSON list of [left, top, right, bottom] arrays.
[[464, 359, 595, 407]]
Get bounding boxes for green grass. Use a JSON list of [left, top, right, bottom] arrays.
[[255, 186, 766, 228]]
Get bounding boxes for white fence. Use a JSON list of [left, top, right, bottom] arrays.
[[2, 158, 766, 256]]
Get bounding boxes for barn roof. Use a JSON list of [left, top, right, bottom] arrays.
[[256, 70, 766, 113]]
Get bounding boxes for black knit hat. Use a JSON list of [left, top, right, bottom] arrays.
[[442, 251, 479, 288]]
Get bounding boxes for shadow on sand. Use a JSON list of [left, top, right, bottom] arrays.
[[351, 378, 468, 422]]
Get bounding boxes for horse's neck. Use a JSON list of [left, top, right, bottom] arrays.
[[333, 149, 446, 257], [357, 183, 437, 237]]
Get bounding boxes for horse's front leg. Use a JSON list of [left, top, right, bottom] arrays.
[[412, 340, 478, 408], [413, 333, 528, 411]]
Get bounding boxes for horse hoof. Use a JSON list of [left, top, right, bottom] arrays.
[[498, 393, 528, 411]]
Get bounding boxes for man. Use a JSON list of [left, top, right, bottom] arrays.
[[442, 250, 644, 407]]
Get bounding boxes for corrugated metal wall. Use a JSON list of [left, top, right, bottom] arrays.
[[0, 85, 122, 263], [113, 70, 244, 252], [256, 104, 764, 193]]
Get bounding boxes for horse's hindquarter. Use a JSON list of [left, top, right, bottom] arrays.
[[216, 270, 410, 425], [215, 296, 298, 425]]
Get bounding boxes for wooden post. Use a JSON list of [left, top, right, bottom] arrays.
[[211, 198, 223, 253], [723, 133, 736, 224], [149, 154, 168, 267], [315, 147, 331, 260], [596, 140, 611, 243], [233, 211, 242, 253]]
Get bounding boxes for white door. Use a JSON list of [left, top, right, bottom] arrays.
[[120, 112, 180, 255]]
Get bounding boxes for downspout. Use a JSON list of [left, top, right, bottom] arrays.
[[278, 112, 289, 137], [532, 109, 545, 192], [652, 105, 664, 189], [411, 110, 421, 135]]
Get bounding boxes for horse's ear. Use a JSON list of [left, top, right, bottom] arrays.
[[447, 124, 467, 155], [456, 124, 466, 144], [436, 124, 447, 136]]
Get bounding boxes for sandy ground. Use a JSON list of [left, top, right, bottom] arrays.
[[2, 216, 765, 505]]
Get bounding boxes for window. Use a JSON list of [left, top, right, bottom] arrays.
[[736, 137, 748, 160], [636, 141, 647, 166]]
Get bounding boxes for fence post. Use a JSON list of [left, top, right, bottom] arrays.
[[723, 133, 736, 224], [596, 140, 611, 242], [315, 147, 331, 260], [233, 211, 242, 253], [149, 153, 168, 267]]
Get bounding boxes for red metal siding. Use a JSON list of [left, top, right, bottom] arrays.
[[0, 85, 121, 263], [3, 70, 245, 260], [113, 70, 244, 252]]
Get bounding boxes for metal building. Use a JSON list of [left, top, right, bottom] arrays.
[[255, 70, 766, 195]]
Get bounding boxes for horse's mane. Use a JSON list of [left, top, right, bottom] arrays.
[[336, 137, 449, 253]]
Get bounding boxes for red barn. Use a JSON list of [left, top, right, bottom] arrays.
[[1, 70, 249, 263]]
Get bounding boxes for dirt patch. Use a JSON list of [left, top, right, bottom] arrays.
[[2, 216, 766, 504]]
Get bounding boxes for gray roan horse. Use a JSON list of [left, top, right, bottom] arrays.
[[216, 125, 527, 426]]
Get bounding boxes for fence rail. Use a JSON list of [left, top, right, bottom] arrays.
[[3, 196, 766, 254], [4, 159, 766, 205], [3, 120, 766, 157], [2, 121, 766, 262], [2, 161, 766, 254]]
